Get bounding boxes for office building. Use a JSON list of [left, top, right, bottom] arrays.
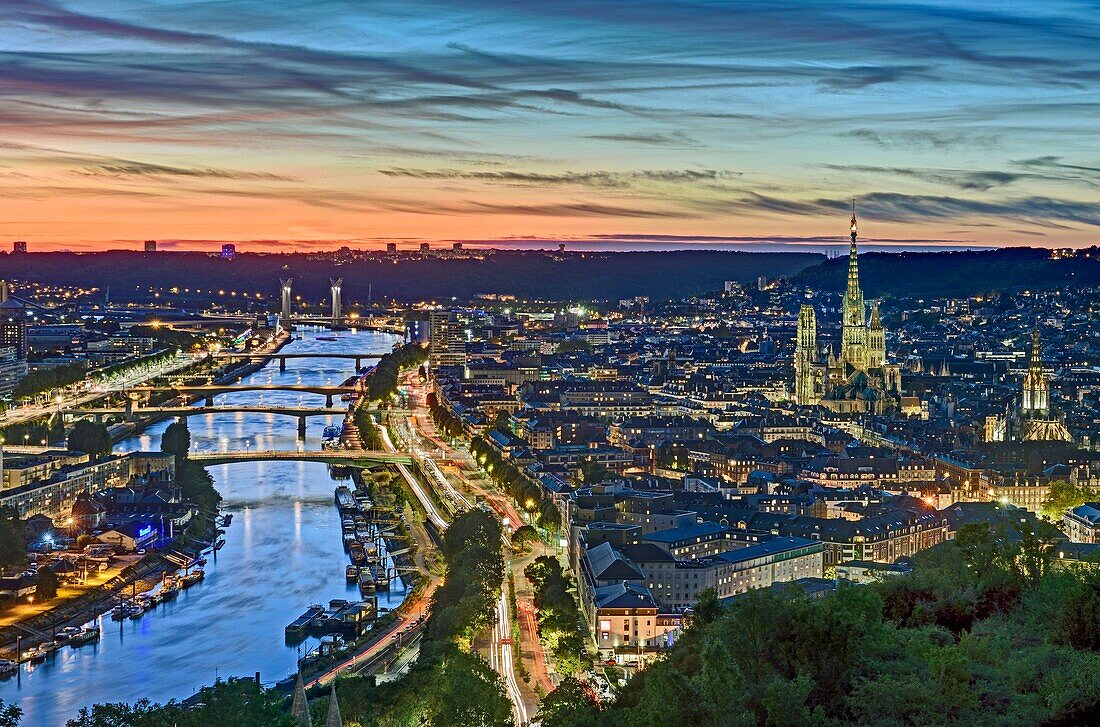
[[428, 309, 465, 371], [144, 240, 157, 253]]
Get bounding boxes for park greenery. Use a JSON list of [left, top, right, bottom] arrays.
[[363, 342, 428, 402], [325, 509, 513, 726], [159, 419, 221, 540], [426, 391, 464, 439], [524, 555, 587, 676], [539, 522, 1100, 727]]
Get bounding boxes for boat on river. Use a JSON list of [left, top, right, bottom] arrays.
[[181, 568, 205, 587], [285, 604, 325, 637], [346, 565, 358, 582], [334, 486, 358, 513], [70, 625, 100, 646]]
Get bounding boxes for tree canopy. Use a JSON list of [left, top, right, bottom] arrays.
[[67, 420, 112, 458], [541, 525, 1100, 727]]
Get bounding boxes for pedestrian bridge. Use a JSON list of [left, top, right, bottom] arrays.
[[191, 449, 412, 466]]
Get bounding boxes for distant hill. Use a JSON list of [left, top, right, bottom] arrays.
[[792, 246, 1100, 298], [0, 249, 821, 303]]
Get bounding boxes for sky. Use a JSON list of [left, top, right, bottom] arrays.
[[2, 0, 1099, 252]]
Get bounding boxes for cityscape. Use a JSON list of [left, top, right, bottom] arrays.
[[2, 2, 1100, 727]]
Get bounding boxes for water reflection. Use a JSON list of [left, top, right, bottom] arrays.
[[1, 330, 403, 724]]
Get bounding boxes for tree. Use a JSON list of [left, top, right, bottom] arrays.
[[48, 412, 65, 443], [0, 700, 21, 727], [160, 418, 192, 467], [538, 677, 599, 727], [67, 420, 112, 458], [511, 524, 538, 552], [36, 567, 60, 601], [1041, 480, 1096, 521]]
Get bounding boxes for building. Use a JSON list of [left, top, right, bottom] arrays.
[[12, 241, 26, 254], [428, 309, 466, 371], [835, 559, 912, 584], [1063, 503, 1100, 544], [221, 243, 236, 260], [0, 346, 26, 397], [280, 278, 293, 330], [94, 521, 158, 552], [0, 281, 28, 373], [144, 240, 157, 253], [793, 205, 902, 413], [386, 242, 398, 254], [624, 537, 824, 611]]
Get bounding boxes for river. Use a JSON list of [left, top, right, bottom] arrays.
[[0, 329, 405, 725]]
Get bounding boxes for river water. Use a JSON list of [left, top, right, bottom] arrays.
[[0, 329, 405, 725]]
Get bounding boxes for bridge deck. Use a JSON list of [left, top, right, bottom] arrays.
[[191, 449, 411, 465]]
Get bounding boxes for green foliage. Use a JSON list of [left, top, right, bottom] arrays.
[[35, 567, 60, 601], [524, 556, 587, 675], [177, 461, 221, 511], [333, 509, 512, 726], [429, 509, 505, 647], [160, 419, 191, 468], [67, 420, 112, 458], [130, 324, 201, 350], [1041, 480, 1097, 521], [1, 418, 50, 449], [571, 457, 611, 487], [511, 524, 538, 552], [537, 677, 600, 727], [0, 508, 25, 570], [427, 392, 465, 438], [364, 343, 427, 402], [66, 678, 292, 727], [331, 643, 513, 727], [545, 540, 1100, 727], [468, 436, 561, 534], [12, 363, 86, 399]]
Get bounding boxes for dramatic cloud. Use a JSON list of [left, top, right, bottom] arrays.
[[0, 0, 1097, 248]]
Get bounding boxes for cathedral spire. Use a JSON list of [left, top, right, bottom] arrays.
[[846, 200, 861, 303]]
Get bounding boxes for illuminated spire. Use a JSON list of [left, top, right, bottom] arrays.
[[846, 199, 861, 306]]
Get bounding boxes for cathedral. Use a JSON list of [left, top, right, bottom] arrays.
[[794, 205, 902, 413], [1016, 326, 1071, 442]]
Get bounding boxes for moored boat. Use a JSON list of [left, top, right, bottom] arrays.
[[70, 625, 100, 646], [346, 565, 358, 583]]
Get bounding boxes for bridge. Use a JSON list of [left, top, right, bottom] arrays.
[[191, 449, 412, 466], [63, 405, 349, 438], [130, 384, 356, 406], [209, 351, 384, 372]]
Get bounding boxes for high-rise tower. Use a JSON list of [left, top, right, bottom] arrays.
[[0, 280, 28, 360], [1021, 326, 1049, 415], [795, 304, 819, 405]]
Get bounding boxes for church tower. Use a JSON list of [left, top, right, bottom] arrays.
[[840, 200, 867, 370], [868, 300, 885, 370], [795, 304, 819, 405], [1021, 326, 1049, 415]]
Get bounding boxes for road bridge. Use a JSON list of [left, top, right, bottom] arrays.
[[63, 405, 350, 438], [191, 449, 412, 466], [131, 384, 356, 406], [210, 351, 384, 372]]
